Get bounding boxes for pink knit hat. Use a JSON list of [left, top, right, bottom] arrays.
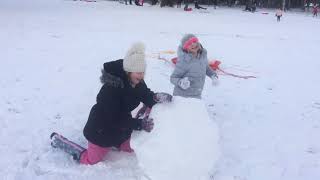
[[183, 37, 199, 50]]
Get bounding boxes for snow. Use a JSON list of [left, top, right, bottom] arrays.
[[1, 0, 320, 180], [132, 97, 220, 180]]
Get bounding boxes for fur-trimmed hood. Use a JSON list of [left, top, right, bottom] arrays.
[[99, 59, 128, 89]]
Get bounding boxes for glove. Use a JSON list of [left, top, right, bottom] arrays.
[[154, 92, 173, 103], [178, 77, 190, 90], [211, 75, 219, 86], [141, 117, 154, 133]]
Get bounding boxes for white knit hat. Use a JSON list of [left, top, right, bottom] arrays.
[[123, 42, 146, 73]]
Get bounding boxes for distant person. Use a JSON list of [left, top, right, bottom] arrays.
[[251, 1, 256, 12], [213, 0, 218, 9], [139, 0, 144, 6], [184, 0, 192, 11], [151, 0, 158, 5], [313, 5, 318, 17], [275, 8, 283, 22], [177, 0, 183, 8], [135, 0, 142, 6], [244, 2, 252, 11], [195, 0, 207, 10], [125, 0, 132, 5]]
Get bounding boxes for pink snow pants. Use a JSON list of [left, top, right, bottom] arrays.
[[80, 138, 134, 165]]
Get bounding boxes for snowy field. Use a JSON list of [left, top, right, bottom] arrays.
[[1, 0, 320, 180]]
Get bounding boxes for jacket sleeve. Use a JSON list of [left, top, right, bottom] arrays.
[[206, 64, 217, 78], [170, 47, 189, 86], [97, 84, 141, 130], [139, 81, 157, 108], [202, 48, 217, 78]]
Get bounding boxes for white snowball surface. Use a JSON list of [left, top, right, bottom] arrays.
[[132, 97, 220, 180]]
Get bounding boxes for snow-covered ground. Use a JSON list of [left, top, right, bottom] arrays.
[[1, 0, 320, 180]]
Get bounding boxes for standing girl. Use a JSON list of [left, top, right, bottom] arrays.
[[170, 34, 218, 99]]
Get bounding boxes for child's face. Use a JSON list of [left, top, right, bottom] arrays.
[[128, 72, 145, 86], [188, 42, 200, 54]]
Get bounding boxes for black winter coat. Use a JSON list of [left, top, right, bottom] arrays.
[[83, 59, 157, 147]]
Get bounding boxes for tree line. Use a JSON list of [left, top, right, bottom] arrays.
[[154, 0, 319, 10]]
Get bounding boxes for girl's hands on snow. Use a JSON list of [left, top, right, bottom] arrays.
[[154, 92, 173, 103], [178, 77, 190, 90], [211, 75, 219, 86], [141, 117, 154, 133]]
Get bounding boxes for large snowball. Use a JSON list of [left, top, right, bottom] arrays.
[[132, 97, 220, 180]]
